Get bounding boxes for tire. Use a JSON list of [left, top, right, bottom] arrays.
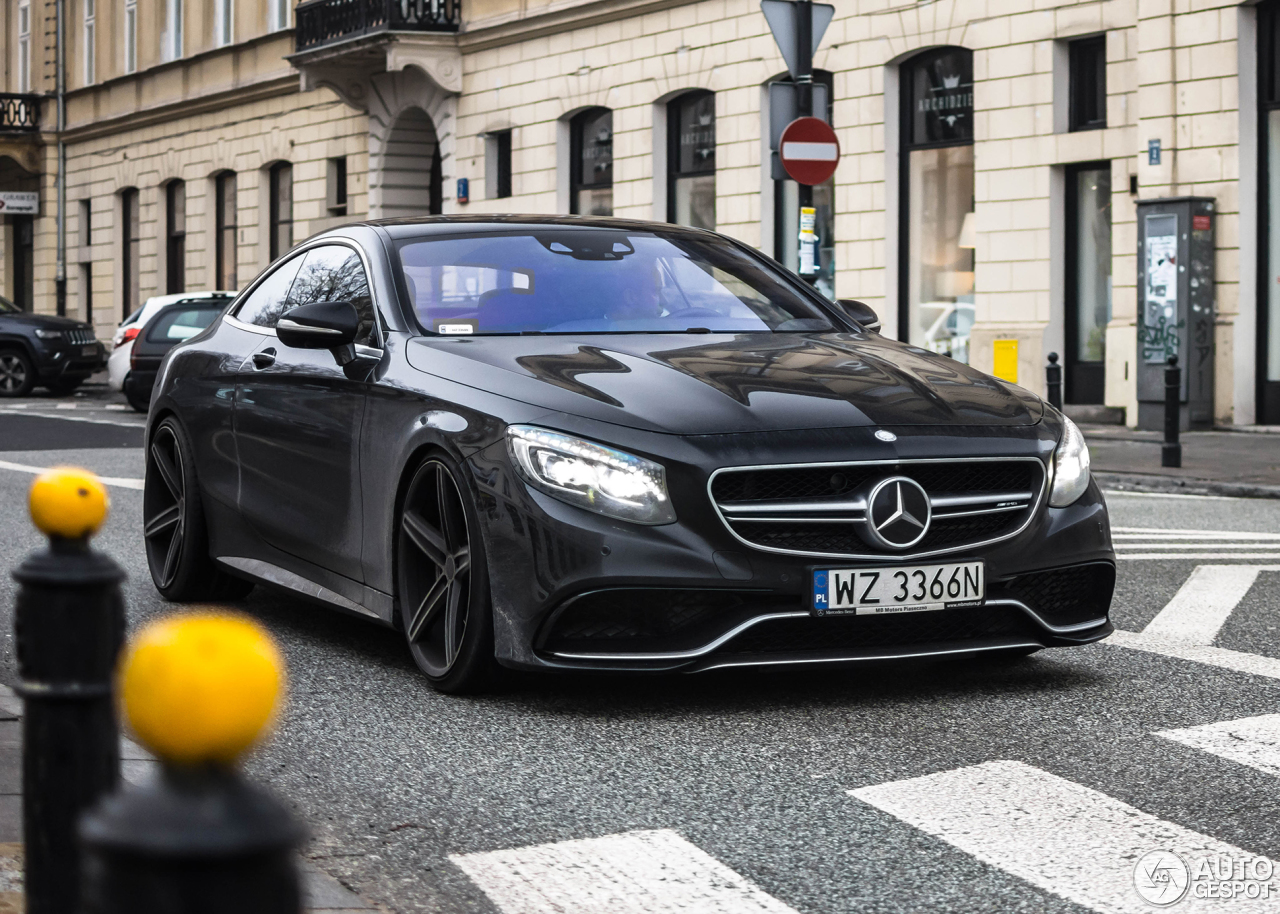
[[396, 454, 499, 693], [0, 350, 35, 398], [45, 377, 84, 396], [126, 389, 150, 413], [144, 416, 254, 602]]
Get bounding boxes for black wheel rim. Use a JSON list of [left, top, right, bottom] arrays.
[[0, 355, 26, 393], [399, 460, 472, 677], [144, 425, 186, 589]]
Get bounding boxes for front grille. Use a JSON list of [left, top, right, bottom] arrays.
[[992, 562, 1115, 627], [63, 328, 97, 346], [538, 589, 791, 655], [719, 604, 1036, 655], [711, 458, 1045, 559]]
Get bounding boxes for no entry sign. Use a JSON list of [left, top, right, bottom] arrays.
[[779, 116, 840, 185]]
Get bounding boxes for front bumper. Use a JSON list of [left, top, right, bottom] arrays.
[[470, 423, 1115, 673], [34, 341, 107, 381]]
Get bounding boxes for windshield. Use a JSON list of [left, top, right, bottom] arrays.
[[0, 295, 18, 314], [396, 229, 836, 335]]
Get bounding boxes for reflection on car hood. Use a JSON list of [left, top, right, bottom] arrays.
[[0, 312, 91, 331], [405, 333, 1043, 435]]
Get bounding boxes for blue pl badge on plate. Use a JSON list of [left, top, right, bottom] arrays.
[[813, 571, 829, 614]]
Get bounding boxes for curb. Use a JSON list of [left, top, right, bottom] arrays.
[[1094, 471, 1280, 500]]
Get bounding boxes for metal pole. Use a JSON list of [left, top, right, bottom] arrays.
[[1162, 355, 1182, 468], [13, 471, 124, 914], [55, 0, 67, 317], [1045, 352, 1062, 411], [794, 0, 817, 284]]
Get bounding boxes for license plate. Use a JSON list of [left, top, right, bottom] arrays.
[[81, 345, 98, 357], [812, 562, 984, 616]]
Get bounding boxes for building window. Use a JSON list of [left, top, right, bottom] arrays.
[[1259, 2, 1280, 423], [18, 0, 31, 92], [166, 181, 186, 294], [487, 130, 513, 200], [215, 0, 232, 47], [668, 92, 715, 229], [121, 189, 140, 317], [1065, 163, 1112, 404], [269, 163, 293, 260], [215, 172, 237, 290], [269, 0, 289, 31], [570, 109, 612, 216], [124, 0, 137, 73], [83, 0, 96, 85], [900, 47, 975, 364], [327, 158, 347, 216], [163, 0, 183, 61], [1069, 35, 1107, 131], [79, 200, 93, 323], [770, 71, 835, 297]]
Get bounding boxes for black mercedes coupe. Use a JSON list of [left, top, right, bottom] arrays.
[[143, 216, 1114, 692]]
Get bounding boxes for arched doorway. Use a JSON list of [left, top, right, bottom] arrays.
[[377, 107, 442, 218]]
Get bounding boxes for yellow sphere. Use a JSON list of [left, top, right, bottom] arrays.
[[120, 613, 285, 766], [28, 466, 109, 539]]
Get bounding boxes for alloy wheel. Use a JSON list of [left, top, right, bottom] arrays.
[[0, 354, 28, 395], [143, 424, 187, 589], [399, 460, 473, 678]]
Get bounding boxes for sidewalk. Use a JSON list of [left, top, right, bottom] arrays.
[[1081, 424, 1280, 498], [0, 685, 376, 912]]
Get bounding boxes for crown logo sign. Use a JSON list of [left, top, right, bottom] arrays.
[[942, 74, 961, 89]]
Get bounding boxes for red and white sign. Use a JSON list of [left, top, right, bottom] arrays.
[[779, 117, 840, 186]]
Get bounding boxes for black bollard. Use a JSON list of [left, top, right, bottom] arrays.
[[12, 471, 125, 914], [79, 766, 306, 912], [1045, 352, 1063, 411], [1163, 355, 1182, 468]]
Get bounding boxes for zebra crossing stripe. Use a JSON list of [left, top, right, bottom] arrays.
[[850, 759, 1280, 913], [1142, 565, 1263, 644], [1157, 714, 1280, 778], [449, 828, 800, 914], [1107, 629, 1280, 681]]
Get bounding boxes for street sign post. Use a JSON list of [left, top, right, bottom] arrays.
[[760, 0, 836, 281], [779, 116, 839, 186]]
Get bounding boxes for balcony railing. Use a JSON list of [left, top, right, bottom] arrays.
[[0, 94, 40, 134], [294, 0, 460, 52]]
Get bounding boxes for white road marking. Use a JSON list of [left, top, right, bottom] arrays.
[[1142, 565, 1263, 644], [1120, 554, 1280, 560], [1114, 528, 1280, 560], [0, 409, 143, 428], [0, 458, 143, 490], [1103, 489, 1242, 501], [851, 759, 1280, 913], [1106, 628, 1280, 681], [450, 829, 800, 914], [1157, 714, 1280, 778], [1114, 528, 1280, 539]]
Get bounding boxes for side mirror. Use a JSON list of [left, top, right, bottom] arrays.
[[836, 300, 881, 333], [276, 301, 358, 350]]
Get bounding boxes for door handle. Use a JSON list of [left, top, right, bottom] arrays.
[[252, 349, 276, 370]]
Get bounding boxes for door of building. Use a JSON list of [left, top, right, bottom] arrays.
[[1064, 162, 1112, 404], [12, 217, 33, 311]]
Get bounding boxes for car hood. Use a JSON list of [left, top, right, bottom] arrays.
[[405, 332, 1043, 435], [0, 312, 91, 332]]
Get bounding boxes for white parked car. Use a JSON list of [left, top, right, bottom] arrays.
[[108, 291, 235, 393]]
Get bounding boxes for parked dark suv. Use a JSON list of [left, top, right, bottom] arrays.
[[0, 294, 106, 397]]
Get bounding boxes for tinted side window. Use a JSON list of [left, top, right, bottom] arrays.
[[235, 254, 304, 328], [147, 306, 222, 342], [285, 245, 375, 345]]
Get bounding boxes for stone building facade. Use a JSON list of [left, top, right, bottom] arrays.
[[1, 0, 1278, 425]]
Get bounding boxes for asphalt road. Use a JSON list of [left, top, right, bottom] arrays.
[[2, 399, 1280, 912]]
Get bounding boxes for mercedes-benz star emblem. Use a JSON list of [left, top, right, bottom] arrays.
[[863, 476, 932, 550], [874, 429, 897, 442]]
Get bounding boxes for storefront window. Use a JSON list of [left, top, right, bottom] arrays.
[[668, 91, 715, 230], [571, 108, 613, 216], [901, 48, 974, 363], [1066, 164, 1112, 403], [1261, 1, 1280, 422]]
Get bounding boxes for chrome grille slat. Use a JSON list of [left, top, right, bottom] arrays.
[[708, 457, 1046, 561]]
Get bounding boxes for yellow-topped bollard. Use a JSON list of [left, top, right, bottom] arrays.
[[120, 612, 285, 766], [80, 612, 304, 912], [28, 465, 109, 539]]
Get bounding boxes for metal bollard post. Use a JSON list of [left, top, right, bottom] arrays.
[[80, 612, 305, 912], [1163, 355, 1182, 468], [12, 468, 124, 914], [1045, 352, 1063, 411]]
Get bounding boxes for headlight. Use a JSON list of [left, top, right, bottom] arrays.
[[1048, 415, 1091, 507], [506, 425, 676, 525], [34, 329, 62, 340]]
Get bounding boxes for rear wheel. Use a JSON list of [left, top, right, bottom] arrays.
[[144, 417, 253, 601], [125, 376, 150, 413], [0, 350, 34, 398], [396, 455, 498, 693]]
